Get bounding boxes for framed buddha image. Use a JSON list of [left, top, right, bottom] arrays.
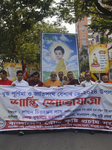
[[41, 33, 79, 82], [89, 44, 109, 73]]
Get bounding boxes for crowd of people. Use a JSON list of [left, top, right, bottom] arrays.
[[0, 69, 111, 87], [0, 69, 111, 135]]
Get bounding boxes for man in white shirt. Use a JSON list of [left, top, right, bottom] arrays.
[[81, 71, 95, 87], [12, 70, 29, 86], [12, 70, 29, 135]]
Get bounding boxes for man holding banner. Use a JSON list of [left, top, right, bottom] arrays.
[[12, 70, 29, 86], [28, 72, 43, 87], [0, 70, 12, 85], [11, 70, 29, 135], [43, 71, 62, 87], [81, 71, 95, 87], [63, 71, 79, 85]]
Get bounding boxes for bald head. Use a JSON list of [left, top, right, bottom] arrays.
[[50, 71, 57, 81], [102, 75, 109, 83]]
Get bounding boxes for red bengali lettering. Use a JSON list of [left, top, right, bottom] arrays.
[[10, 96, 39, 108]]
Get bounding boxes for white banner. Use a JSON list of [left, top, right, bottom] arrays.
[[0, 84, 112, 131]]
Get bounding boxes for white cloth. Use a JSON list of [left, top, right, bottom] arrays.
[[12, 79, 29, 86], [81, 80, 95, 86], [95, 80, 103, 83]]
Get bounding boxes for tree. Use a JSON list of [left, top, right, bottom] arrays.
[[0, 20, 68, 69], [54, 0, 112, 23], [0, 0, 53, 62], [19, 21, 68, 67], [80, 58, 89, 73], [87, 14, 112, 44]]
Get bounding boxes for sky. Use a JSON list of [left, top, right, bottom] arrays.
[[45, 17, 76, 34], [51, 0, 76, 34], [61, 22, 76, 33]]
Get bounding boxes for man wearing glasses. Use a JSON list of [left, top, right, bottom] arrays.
[[43, 71, 62, 87], [63, 71, 79, 85], [81, 71, 95, 87]]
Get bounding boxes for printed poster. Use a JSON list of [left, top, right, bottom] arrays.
[[41, 33, 79, 82], [16, 63, 22, 72], [89, 44, 109, 73], [27, 65, 37, 76], [16, 63, 22, 79], [4, 63, 22, 81], [4, 62, 16, 81]]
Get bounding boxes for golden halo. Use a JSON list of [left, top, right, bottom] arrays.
[[49, 42, 70, 60]]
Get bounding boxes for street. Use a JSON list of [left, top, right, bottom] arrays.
[[0, 129, 112, 150]]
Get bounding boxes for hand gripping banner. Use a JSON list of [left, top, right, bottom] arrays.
[[0, 84, 112, 131]]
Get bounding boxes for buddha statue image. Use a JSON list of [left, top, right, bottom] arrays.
[[92, 53, 99, 65]]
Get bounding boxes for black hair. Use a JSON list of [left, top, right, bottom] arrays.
[[17, 70, 23, 75], [79, 75, 84, 78], [25, 76, 30, 81], [30, 73, 34, 77], [100, 73, 106, 76], [58, 71, 63, 75], [67, 71, 73, 75], [33, 72, 40, 77], [1, 70, 7, 75], [54, 46, 64, 54], [85, 71, 91, 77]]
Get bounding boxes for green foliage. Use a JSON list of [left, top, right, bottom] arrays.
[[0, 0, 68, 68], [88, 15, 112, 32], [80, 58, 89, 73], [100, 35, 112, 44], [0, 19, 68, 69], [53, 0, 112, 40], [80, 48, 88, 56], [0, 0, 53, 62], [55, 0, 112, 23], [19, 21, 68, 68]]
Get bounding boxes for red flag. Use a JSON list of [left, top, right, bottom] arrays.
[[22, 59, 28, 79]]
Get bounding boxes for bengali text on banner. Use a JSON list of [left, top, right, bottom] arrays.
[[0, 84, 112, 131]]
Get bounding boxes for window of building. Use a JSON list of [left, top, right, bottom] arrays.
[[82, 25, 85, 27], [82, 19, 85, 22], [88, 35, 92, 38], [82, 40, 86, 45], [82, 35, 86, 38], [96, 35, 99, 42], [82, 30, 85, 32]]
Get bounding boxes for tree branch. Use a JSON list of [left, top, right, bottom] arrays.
[[95, 1, 112, 16]]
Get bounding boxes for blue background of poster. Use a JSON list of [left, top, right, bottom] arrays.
[[41, 33, 79, 82]]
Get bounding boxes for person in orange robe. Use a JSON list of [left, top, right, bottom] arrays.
[[43, 71, 62, 87]]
